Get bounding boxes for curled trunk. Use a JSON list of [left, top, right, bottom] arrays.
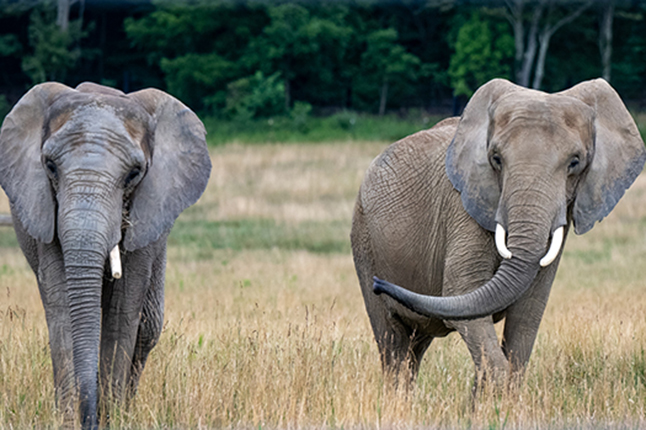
[[374, 187, 562, 320], [373, 256, 538, 320]]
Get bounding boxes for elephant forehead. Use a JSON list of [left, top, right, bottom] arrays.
[[492, 94, 594, 131], [46, 93, 150, 151], [490, 96, 594, 149], [47, 108, 135, 153]]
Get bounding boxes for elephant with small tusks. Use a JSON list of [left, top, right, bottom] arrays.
[[351, 78, 646, 387], [0, 82, 211, 429]]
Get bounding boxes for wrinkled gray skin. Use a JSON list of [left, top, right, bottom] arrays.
[[351, 79, 646, 386], [0, 82, 211, 429]]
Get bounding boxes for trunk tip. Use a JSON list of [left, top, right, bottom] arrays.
[[373, 276, 391, 296]]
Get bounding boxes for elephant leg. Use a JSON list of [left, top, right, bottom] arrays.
[[374, 312, 433, 384], [352, 197, 434, 383], [446, 317, 509, 390], [99, 236, 167, 406], [128, 244, 166, 396], [442, 225, 506, 388], [13, 214, 76, 423], [37, 242, 76, 423], [501, 256, 560, 375], [408, 332, 433, 380]]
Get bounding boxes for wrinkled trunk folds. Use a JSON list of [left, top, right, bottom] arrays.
[[58, 181, 120, 430], [60, 222, 107, 429], [374, 256, 538, 320]]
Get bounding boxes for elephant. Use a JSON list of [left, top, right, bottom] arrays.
[[351, 78, 646, 387], [0, 82, 211, 428]]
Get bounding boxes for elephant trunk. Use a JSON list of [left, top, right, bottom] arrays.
[[373, 257, 539, 320], [58, 181, 122, 430], [374, 187, 564, 321]]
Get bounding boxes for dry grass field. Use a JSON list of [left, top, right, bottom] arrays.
[[1, 140, 646, 429]]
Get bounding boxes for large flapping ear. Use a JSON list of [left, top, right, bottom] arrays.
[[0, 82, 73, 243], [445, 78, 524, 232], [124, 88, 211, 251], [558, 79, 646, 234]]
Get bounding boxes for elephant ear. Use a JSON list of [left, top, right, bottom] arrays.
[[558, 79, 646, 235], [124, 88, 211, 251], [0, 82, 73, 243], [445, 78, 524, 232]]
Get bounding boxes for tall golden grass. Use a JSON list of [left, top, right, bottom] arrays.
[[2, 141, 646, 429]]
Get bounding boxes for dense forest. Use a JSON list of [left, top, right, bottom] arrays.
[[1, 0, 646, 122]]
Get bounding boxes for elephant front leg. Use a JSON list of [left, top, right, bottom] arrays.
[[501, 256, 559, 375], [442, 226, 507, 390], [99, 248, 156, 407], [128, 244, 166, 396], [99, 234, 168, 409], [34, 240, 76, 425], [445, 317, 510, 391]]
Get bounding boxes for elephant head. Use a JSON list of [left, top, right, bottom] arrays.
[[0, 82, 211, 427], [374, 78, 646, 319]]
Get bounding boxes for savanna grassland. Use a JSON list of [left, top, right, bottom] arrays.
[[2, 139, 646, 429]]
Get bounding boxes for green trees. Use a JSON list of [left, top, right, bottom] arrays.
[[124, 0, 266, 111], [448, 11, 514, 97], [1, 0, 646, 118], [360, 28, 421, 115], [249, 4, 352, 112], [21, 5, 86, 83]]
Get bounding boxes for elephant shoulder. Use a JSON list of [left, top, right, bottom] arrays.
[[396, 116, 459, 158], [365, 116, 458, 182], [360, 116, 458, 214], [429, 116, 460, 137]]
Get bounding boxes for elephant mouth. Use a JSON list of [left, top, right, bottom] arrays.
[[495, 223, 565, 267]]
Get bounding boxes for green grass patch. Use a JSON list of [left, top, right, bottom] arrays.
[[202, 111, 443, 145], [563, 248, 611, 265], [168, 218, 351, 258], [0, 227, 19, 248]]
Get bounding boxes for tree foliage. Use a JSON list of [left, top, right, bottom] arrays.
[[359, 28, 421, 115], [21, 5, 87, 83], [1, 0, 646, 116], [449, 10, 514, 97]]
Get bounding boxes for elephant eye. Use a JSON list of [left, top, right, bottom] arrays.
[[568, 157, 580, 172], [124, 166, 142, 187], [491, 154, 502, 170], [44, 158, 57, 177]]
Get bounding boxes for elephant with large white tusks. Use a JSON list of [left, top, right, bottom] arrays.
[[351, 78, 646, 386], [0, 82, 211, 429]]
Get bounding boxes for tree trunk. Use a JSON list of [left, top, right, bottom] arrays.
[[518, 3, 544, 87], [532, 30, 551, 90], [379, 79, 388, 116], [532, 1, 592, 90], [57, 0, 71, 32], [284, 77, 291, 112], [598, 0, 614, 82], [506, 0, 526, 84]]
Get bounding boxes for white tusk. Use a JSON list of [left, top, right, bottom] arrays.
[[540, 226, 564, 267], [109, 245, 122, 279], [495, 223, 512, 260]]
